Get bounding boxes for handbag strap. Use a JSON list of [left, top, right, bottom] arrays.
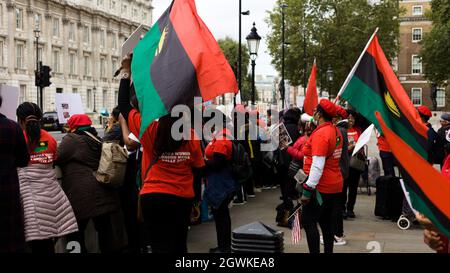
[[83, 130, 102, 144]]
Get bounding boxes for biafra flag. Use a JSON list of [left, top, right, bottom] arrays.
[[376, 112, 450, 239], [132, 0, 238, 137], [338, 32, 429, 159]]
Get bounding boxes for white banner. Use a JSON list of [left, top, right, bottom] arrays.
[[352, 124, 375, 156], [0, 85, 19, 121], [55, 93, 84, 124]]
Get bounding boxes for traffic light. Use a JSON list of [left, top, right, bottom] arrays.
[[40, 65, 52, 88], [35, 70, 41, 87]]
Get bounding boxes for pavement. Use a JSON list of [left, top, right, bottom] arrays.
[[187, 187, 433, 253]]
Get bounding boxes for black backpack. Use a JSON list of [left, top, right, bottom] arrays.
[[230, 139, 253, 184]]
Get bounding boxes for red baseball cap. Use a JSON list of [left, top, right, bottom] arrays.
[[417, 105, 432, 118], [67, 114, 92, 130], [318, 99, 337, 117]]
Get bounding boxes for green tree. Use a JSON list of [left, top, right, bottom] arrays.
[[266, 0, 401, 97], [217, 37, 256, 104], [420, 0, 450, 86]]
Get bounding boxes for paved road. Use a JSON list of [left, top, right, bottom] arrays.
[[187, 188, 433, 253]]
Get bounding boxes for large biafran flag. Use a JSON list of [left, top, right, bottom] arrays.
[[339, 34, 429, 159], [376, 112, 450, 239], [132, 0, 238, 137]]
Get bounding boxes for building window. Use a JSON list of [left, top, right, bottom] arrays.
[[97, 0, 104, 7], [114, 90, 118, 105], [122, 4, 127, 14], [37, 47, 43, 63], [411, 88, 422, 106], [412, 5, 423, 16], [143, 12, 147, 21], [69, 52, 76, 75], [35, 14, 42, 31], [100, 58, 105, 78], [110, 0, 116, 10], [53, 18, 60, 37], [69, 23, 76, 41], [87, 89, 92, 109], [84, 55, 90, 76], [102, 89, 108, 108], [16, 43, 24, 69], [19, 85, 26, 103], [0, 41, 3, 66], [112, 33, 117, 49], [16, 8, 23, 30], [437, 88, 446, 108], [83, 26, 90, 44], [0, 4, 3, 26], [112, 58, 117, 75], [73, 88, 78, 94], [100, 30, 106, 47], [56, 88, 63, 94], [412, 55, 422, 74], [412, 28, 422, 42], [133, 9, 138, 17], [52, 50, 60, 73]]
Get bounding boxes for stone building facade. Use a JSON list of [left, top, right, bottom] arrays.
[[0, 0, 152, 114], [398, 0, 448, 111]]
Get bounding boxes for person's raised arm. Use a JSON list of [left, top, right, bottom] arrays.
[[118, 54, 133, 120]]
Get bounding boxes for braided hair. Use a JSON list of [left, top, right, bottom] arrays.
[[16, 102, 43, 151]]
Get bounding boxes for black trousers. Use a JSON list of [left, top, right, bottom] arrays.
[[28, 239, 55, 253], [302, 192, 340, 254], [342, 167, 362, 212], [380, 151, 396, 176], [66, 212, 123, 253], [140, 193, 192, 253], [251, 159, 264, 189], [211, 196, 233, 251]]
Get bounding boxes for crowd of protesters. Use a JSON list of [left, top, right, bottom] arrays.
[[1, 54, 449, 254]]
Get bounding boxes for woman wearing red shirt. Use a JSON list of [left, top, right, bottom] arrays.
[[342, 110, 364, 219], [203, 110, 237, 253], [300, 99, 343, 254], [118, 56, 205, 253]]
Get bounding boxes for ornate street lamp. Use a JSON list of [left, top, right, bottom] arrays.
[[246, 22, 261, 106]]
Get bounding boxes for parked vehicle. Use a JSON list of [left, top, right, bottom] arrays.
[[42, 112, 65, 132]]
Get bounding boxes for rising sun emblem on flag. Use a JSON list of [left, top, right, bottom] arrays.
[[155, 26, 169, 57], [384, 91, 400, 118]]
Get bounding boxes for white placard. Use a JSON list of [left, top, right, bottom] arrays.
[[0, 85, 20, 121], [235, 92, 242, 105], [296, 95, 305, 108], [352, 124, 375, 156], [55, 93, 84, 124], [271, 122, 293, 150], [121, 24, 147, 58]]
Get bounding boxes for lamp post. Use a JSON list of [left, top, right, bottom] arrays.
[[246, 22, 261, 106], [326, 65, 334, 100], [34, 27, 42, 109], [280, 3, 288, 109], [93, 86, 97, 113], [237, 1, 250, 107]]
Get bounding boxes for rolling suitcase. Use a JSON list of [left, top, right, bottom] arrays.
[[375, 175, 404, 220]]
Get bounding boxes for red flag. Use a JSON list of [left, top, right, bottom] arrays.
[[303, 60, 318, 116]]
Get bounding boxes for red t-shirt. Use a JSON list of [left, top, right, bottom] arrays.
[[302, 122, 343, 194], [205, 128, 233, 161], [128, 111, 205, 198], [347, 127, 361, 147], [24, 129, 57, 164], [442, 155, 450, 180]]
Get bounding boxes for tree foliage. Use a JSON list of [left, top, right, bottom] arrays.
[[266, 0, 401, 97], [218, 37, 257, 103], [420, 0, 450, 86]]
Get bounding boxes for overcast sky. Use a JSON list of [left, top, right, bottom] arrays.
[[152, 0, 278, 76]]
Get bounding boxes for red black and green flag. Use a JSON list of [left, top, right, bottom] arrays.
[[376, 112, 450, 238], [337, 30, 429, 159], [132, 0, 238, 136]]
